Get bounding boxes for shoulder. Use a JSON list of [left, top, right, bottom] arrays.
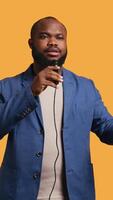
[[0, 71, 25, 100], [0, 71, 24, 89], [63, 67, 94, 85], [63, 67, 98, 99]]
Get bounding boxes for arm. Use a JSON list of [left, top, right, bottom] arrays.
[[91, 82, 113, 145], [0, 65, 63, 139]]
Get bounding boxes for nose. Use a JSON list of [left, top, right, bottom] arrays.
[[47, 37, 57, 46]]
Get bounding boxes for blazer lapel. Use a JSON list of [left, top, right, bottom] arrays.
[[62, 68, 78, 128]]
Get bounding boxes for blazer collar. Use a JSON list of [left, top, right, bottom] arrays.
[[22, 64, 35, 86]]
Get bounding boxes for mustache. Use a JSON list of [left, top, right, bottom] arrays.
[[44, 47, 61, 53]]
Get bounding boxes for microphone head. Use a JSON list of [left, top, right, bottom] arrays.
[[51, 60, 59, 66]]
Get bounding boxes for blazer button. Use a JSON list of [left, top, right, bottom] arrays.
[[35, 152, 42, 157], [33, 172, 40, 180]]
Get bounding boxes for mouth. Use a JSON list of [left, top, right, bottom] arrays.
[[45, 48, 61, 57]]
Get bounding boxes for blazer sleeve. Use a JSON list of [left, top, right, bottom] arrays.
[[91, 81, 113, 145], [0, 83, 38, 139]]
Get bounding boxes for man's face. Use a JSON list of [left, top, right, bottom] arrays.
[[29, 19, 67, 67]]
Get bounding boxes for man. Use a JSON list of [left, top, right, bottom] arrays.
[[0, 16, 113, 200]]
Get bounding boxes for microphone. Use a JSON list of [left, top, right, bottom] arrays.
[[52, 60, 61, 85], [52, 60, 61, 74]]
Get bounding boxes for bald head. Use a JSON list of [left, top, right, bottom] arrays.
[[30, 16, 67, 39]]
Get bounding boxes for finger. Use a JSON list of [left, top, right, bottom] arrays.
[[48, 70, 63, 80], [47, 66, 60, 71], [45, 80, 58, 88], [40, 85, 47, 92], [47, 68, 63, 81], [47, 73, 63, 83]]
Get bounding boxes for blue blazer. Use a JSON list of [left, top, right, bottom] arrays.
[[0, 65, 113, 200]]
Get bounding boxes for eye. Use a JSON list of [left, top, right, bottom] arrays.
[[39, 34, 48, 39], [56, 34, 64, 40]]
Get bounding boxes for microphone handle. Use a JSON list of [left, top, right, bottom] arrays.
[[52, 60, 61, 85]]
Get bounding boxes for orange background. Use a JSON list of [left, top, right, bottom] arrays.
[[0, 0, 113, 199]]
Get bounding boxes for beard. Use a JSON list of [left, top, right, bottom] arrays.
[[31, 45, 67, 68]]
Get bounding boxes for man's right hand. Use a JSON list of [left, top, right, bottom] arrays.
[[31, 66, 63, 96]]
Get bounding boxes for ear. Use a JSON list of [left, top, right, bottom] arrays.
[[28, 38, 33, 49]]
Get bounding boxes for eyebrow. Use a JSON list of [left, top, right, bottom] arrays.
[[38, 31, 64, 35], [39, 32, 49, 35]]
